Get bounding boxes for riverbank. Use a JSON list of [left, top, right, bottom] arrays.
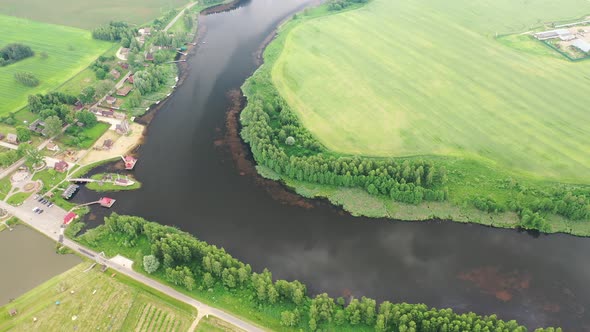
[[73, 213, 547, 331], [239, 2, 590, 236]]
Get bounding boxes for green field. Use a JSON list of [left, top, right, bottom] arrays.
[[272, 0, 590, 184], [0, 263, 196, 332], [0, 15, 111, 114], [60, 122, 110, 149], [0, 0, 188, 29], [6, 191, 33, 206]]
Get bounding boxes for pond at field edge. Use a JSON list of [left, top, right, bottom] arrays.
[[71, 0, 590, 330], [0, 225, 80, 304]]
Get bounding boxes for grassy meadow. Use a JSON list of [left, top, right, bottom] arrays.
[[0, 0, 188, 29], [0, 15, 111, 114], [0, 263, 196, 332], [272, 0, 590, 184]]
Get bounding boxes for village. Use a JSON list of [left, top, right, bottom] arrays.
[[532, 18, 590, 59], [0, 16, 193, 224]]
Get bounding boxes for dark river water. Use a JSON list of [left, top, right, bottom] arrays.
[[72, 0, 590, 330]]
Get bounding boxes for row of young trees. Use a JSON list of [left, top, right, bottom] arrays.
[[152, 9, 178, 30], [13, 71, 39, 87], [86, 214, 560, 332], [327, 0, 368, 11], [471, 187, 590, 232], [0, 43, 34, 66], [241, 83, 448, 206]]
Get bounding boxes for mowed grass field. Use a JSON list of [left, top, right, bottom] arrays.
[[272, 0, 590, 184], [0, 263, 196, 332], [0, 15, 111, 114], [0, 0, 188, 29]]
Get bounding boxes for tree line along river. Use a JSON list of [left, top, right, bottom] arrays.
[[70, 0, 590, 330]]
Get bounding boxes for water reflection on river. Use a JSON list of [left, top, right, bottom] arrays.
[[71, 0, 590, 330], [0, 225, 80, 304]]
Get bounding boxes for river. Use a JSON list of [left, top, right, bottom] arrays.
[[72, 0, 590, 330]]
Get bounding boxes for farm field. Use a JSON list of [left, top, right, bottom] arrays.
[[272, 0, 590, 184], [0, 263, 196, 332], [0, 0, 188, 29], [0, 15, 111, 115]]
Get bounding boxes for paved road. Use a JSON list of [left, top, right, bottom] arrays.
[[0, 197, 264, 332], [0, 141, 18, 150], [164, 1, 199, 32]]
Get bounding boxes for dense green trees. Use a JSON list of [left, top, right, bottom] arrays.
[[76, 110, 97, 128], [88, 213, 561, 332], [152, 10, 178, 30], [328, 0, 368, 11], [133, 66, 169, 95], [78, 86, 96, 104], [0, 43, 34, 66], [28, 92, 77, 125], [44, 116, 63, 137], [14, 72, 40, 87], [16, 126, 31, 142], [143, 255, 160, 274], [183, 10, 194, 30], [92, 22, 134, 43], [20, 143, 43, 167], [241, 91, 448, 207]]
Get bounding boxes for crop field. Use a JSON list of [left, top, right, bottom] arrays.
[[272, 0, 590, 184], [0, 263, 196, 332], [0, 0, 188, 29], [0, 15, 111, 114]]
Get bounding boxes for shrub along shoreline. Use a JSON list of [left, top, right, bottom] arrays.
[[239, 2, 590, 236], [76, 213, 560, 331]]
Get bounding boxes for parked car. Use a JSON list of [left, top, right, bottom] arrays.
[[32, 207, 39, 213], [38, 209, 44, 214], [47, 202, 54, 208]]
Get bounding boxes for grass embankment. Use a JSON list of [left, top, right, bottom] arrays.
[[196, 316, 243, 332], [0, 176, 13, 200], [0, 262, 196, 332], [241, 0, 590, 235], [86, 173, 142, 192], [0, 15, 111, 114], [0, 0, 189, 29]]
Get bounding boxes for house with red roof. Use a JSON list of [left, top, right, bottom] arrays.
[[124, 156, 137, 170], [99, 197, 116, 208], [63, 212, 77, 225], [54, 160, 69, 173]]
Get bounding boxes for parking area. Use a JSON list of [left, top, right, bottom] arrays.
[[16, 194, 67, 238]]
